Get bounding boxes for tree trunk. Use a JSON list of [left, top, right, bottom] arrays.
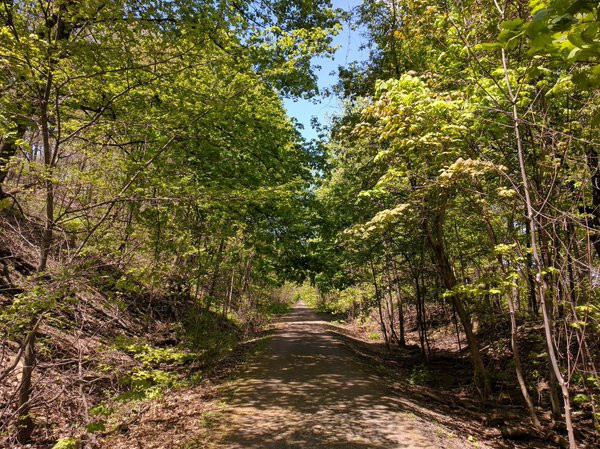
[[584, 147, 600, 259], [37, 74, 54, 273], [501, 47, 576, 448], [525, 220, 538, 316], [15, 8, 75, 443], [390, 257, 406, 347], [480, 203, 540, 426], [508, 284, 541, 428], [16, 72, 55, 444], [223, 268, 235, 318], [424, 210, 491, 399], [414, 273, 429, 358], [206, 234, 226, 311], [384, 264, 400, 345], [16, 329, 36, 443], [371, 261, 390, 350], [0, 122, 27, 199]]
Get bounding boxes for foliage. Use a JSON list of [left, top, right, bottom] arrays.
[[313, 0, 600, 444], [0, 0, 342, 443], [1, 0, 600, 446], [113, 336, 197, 366], [408, 365, 434, 387], [52, 438, 79, 449]]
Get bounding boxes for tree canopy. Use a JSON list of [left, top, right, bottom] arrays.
[[1, 0, 600, 448]]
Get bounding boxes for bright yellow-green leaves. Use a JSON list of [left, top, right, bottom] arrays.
[[527, 0, 600, 63], [0, 0, 341, 289]]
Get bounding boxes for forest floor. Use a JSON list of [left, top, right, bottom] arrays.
[[101, 302, 547, 449]]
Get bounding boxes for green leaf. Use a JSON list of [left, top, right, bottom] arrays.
[[500, 18, 524, 31]]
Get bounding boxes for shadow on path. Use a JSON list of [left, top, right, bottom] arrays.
[[215, 302, 467, 449]]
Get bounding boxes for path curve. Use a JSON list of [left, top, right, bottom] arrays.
[[214, 302, 468, 449]]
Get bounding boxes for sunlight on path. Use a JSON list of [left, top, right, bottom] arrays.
[[212, 302, 467, 449]]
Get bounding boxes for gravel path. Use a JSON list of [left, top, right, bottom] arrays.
[[214, 302, 470, 449]]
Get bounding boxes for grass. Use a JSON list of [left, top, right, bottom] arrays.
[[408, 365, 434, 386], [201, 410, 220, 429], [368, 332, 381, 341]]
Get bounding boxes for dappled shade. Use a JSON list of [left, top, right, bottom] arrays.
[[215, 303, 454, 449]]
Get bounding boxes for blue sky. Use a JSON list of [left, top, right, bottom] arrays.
[[283, 0, 369, 140]]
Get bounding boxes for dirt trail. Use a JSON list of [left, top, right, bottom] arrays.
[[212, 302, 475, 449]]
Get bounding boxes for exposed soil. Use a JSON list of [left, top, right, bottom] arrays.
[[102, 302, 569, 449], [204, 302, 490, 449]]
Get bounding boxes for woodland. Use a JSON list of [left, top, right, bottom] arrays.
[[0, 0, 600, 448]]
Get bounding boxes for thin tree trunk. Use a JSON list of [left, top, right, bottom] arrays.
[[525, 220, 538, 316], [390, 257, 406, 347], [16, 329, 36, 443], [241, 255, 253, 314], [583, 147, 600, 259], [0, 122, 27, 199], [501, 47, 576, 448], [206, 234, 226, 311], [451, 303, 462, 353], [424, 211, 491, 398], [418, 255, 431, 355], [371, 261, 390, 350], [16, 72, 54, 443], [118, 203, 135, 255], [384, 264, 400, 345], [508, 284, 541, 428], [480, 204, 540, 426], [414, 273, 428, 358], [223, 268, 235, 318], [37, 74, 54, 273]]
